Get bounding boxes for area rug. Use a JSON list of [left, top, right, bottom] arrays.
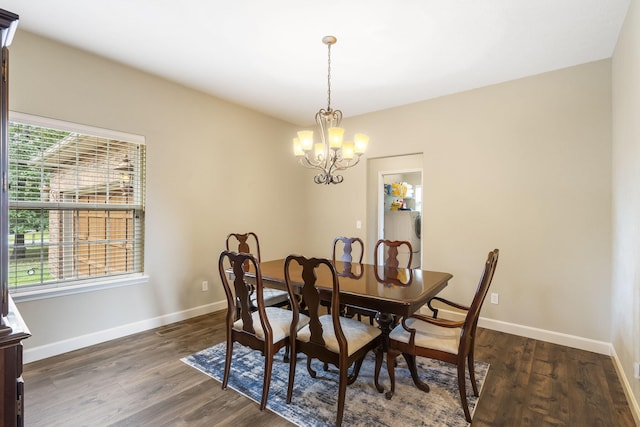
[[181, 342, 488, 427]]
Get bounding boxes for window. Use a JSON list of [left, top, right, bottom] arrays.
[[7, 112, 146, 296]]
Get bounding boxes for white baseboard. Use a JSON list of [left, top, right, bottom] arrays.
[[23, 300, 226, 364], [479, 316, 612, 355], [420, 307, 611, 354], [610, 346, 640, 425]]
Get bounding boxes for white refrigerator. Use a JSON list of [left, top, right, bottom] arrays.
[[383, 210, 421, 268]]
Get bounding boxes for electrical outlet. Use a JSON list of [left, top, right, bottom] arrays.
[[201, 281, 208, 292], [634, 362, 640, 379], [490, 293, 499, 304], [356, 220, 362, 229]]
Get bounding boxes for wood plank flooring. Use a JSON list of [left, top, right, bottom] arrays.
[[22, 311, 636, 426]]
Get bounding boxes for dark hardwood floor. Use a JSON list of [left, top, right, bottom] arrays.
[[22, 311, 636, 426]]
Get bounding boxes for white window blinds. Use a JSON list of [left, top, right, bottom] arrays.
[[7, 113, 146, 293]]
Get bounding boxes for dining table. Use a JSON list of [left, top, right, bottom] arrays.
[[238, 258, 453, 392]]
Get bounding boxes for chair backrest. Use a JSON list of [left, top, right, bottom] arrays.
[[226, 232, 261, 271], [284, 255, 347, 353], [332, 237, 364, 264], [374, 239, 413, 269], [460, 249, 500, 350], [218, 250, 273, 342], [332, 237, 364, 278]]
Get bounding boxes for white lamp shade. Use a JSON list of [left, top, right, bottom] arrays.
[[293, 138, 305, 157], [298, 130, 314, 151], [354, 133, 369, 154], [328, 127, 344, 148], [315, 142, 325, 160], [342, 141, 354, 160]]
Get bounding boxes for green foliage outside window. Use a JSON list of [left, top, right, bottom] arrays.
[[9, 123, 69, 234]]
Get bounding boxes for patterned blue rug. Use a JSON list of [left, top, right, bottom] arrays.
[[181, 342, 489, 426]]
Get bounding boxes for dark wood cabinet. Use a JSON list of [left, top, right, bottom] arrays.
[[0, 297, 30, 426]]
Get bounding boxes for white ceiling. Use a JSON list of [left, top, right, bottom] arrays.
[[1, 0, 631, 125]]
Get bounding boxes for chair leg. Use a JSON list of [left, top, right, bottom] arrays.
[[385, 349, 400, 399], [468, 348, 479, 396], [286, 343, 297, 404], [260, 348, 273, 410], [336, 363, 348, 427], [457, 358, 472, 423], [306, 355, 317, 378], [283, 343, 290, 363], [222, 339, 233, 389], [347, 356, 365, 385]]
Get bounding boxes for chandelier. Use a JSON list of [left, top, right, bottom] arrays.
[[292, 35, 369, 185]]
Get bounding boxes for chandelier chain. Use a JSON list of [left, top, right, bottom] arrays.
[[327, 42, 332, 111]]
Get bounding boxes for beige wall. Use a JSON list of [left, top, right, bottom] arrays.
[[303, 60, 613, 343], [612, 0, 640, 411], [10, 31, 305, 349]]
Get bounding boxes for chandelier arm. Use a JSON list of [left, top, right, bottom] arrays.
[[314, 171, 343, 185], [323, 151, 354, 183], [303, 158, 342, 185], [315, 110, 330, 145], [298, 156, 324, 170], [332, 109, 343, 126], [316, 109, 343, 129], [332, 154, 363, 171]]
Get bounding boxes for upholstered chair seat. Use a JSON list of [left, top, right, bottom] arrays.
[[296, 314, 381, 356], [234, 307, 310, 343], [389, 316, 461, 354], [251, 288, 290, 308]]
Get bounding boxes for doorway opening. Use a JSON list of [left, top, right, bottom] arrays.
[[366, 154, 423, 268], [380, 171, 422, 268]]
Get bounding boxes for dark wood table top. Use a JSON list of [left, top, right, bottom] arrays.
[[255, 259, 452, 319]]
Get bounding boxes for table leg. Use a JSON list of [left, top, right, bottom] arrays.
[[402, 353, 430, 393], [375, 312, 394, 351]]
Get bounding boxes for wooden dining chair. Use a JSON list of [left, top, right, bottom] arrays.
[[218, 250, 309, 410], [332, 237, 376, 324], [372, 239, 415, 288], [374, 239, 413, 269], [332, 236, 364, 265], [225, 232, 289, 310], [226, 232, 262, 267], [383, 249, 499, 422], [283, 254, 384, 427]]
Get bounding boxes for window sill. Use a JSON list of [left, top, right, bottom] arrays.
[[11, 274, 149, 303]]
